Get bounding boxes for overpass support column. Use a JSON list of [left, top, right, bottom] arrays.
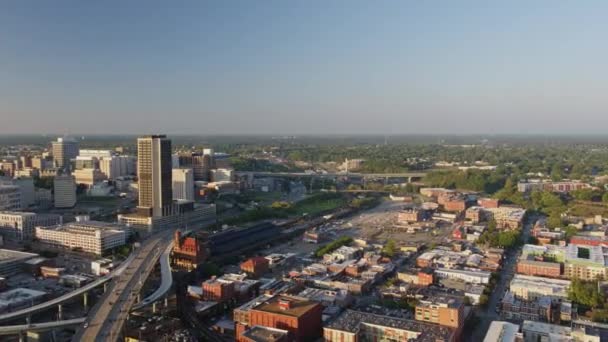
[[137, 294, 141, 303], [83, 291, 89, 310], [18, 331, 26, 342], [57, 303, 63, 321], [152, 302, 157, 313], [164, 297, 168, 308], [408, 176, 412, 183], [103, 282, 108, 293]]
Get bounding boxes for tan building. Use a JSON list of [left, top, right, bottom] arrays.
[[35, 221, 127, 256], [137, 135, 172, 217], [73, 168, 106, 187], [415, 295, 465, 330]]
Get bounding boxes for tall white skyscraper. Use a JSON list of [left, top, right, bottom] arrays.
[[172, 168, 194, 202], [137, 135, 172, 217]]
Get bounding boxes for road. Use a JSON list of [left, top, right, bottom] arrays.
[[132, 240, 174, 310], [467, 215, 537, 341], [72, 230, 172, 342], [0, 318, 86, 335], [0, 253, 136, 323]]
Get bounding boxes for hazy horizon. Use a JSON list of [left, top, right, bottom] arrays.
[[2, 1, 608, 135]]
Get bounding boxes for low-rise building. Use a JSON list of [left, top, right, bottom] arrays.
[[415, 295, 465, 330], [516, 260, 562, 278], [509, 274, 570, 302], [323, 309, 456, 342], [501, 292, 553, 322], [0, 211, 62, 241], [564, 244, 608, 280], [235, 295, 323, 342], [0, 249, 39, 277], [35, 221, 127, 255], [241, 257, 270, 278], [0, 288, 47, 314], [434, 268, 491, 284], [521, 320, 571, 342], [483, 321, 521, 342]]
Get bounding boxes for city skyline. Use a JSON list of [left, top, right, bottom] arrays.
[[2, 1, 608, 135]]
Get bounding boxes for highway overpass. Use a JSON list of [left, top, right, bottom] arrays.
[[0, 253, 136, 324], [132, 240, 174, 311], [0, 318, 86, 336], [72, 230, 174, 342], [235, 171, 427, 179]]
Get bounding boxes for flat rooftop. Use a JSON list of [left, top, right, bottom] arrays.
[[0, 249, 38, 263], [325, 310, 454, 341], [252, 295, 320, 318], [241, 326, 288, 342]]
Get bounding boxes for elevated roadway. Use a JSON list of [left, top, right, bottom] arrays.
[[131, 240, 174, 311], [0, 318, 86, 336], [0, 253, 136, 323], [72, 230, 173, 341], [235, 171, 427, 179]]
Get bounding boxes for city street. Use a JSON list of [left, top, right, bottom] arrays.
[[467, 215, 537, 341]]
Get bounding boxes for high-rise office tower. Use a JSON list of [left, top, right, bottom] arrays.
[[192, 148, 215, 181], [172, 168, 194, 202], [51, 137, 79, 170], [137, 135, 172, 217], [53, 174, 77, 208]]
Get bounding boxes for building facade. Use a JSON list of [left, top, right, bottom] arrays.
[[51, 137, 79, 170], [137, 135, 172, 217], [35, 221, 127, 255], [0, 211, 62, 241], [53, 174, 77, 208], [172, 168, 194, 201]]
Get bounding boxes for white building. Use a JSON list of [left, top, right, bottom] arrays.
[[521, 320, 572, 342], [484, 321, 520, 342], [0, 211, 62, 241], [99, 156, 136, 180], [509, 274, 571, 302], [91, 258, 114, 276], [78, 149, 113, 159], [35, 221, 127, 255], [434, 268, 491, 284], [210, 168, 234, 182], [53, 174, 77, 208], [0, 184, 21, 211], [172, 168, 194, 201]]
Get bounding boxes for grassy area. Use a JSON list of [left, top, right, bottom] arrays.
[[568, 202, 608, 217], [222, 192, 347, 225]]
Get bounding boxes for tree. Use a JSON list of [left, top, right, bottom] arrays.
[[568, 278, 605, 308], [603, 192, 608, 203], [382, 239, 397, 258], [547, 213, 564, 229]]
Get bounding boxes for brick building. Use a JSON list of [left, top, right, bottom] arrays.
[[415, 295, 465, 331], [171, 230, 206, 271], [516, 260, 561, 278], [235, 295, 323, 342], [240, 257, 270, 278], [202, 276, 235, 302]]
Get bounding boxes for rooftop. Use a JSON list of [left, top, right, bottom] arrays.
[[252, 295, 321, 318], [325, 310, 454, 341], [0, 249, 38, 263], [241, 326, 288, 342], [484, 321, 520, 342]]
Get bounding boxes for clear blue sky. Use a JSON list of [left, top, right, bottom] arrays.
[[1, 1, 607, 135]]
